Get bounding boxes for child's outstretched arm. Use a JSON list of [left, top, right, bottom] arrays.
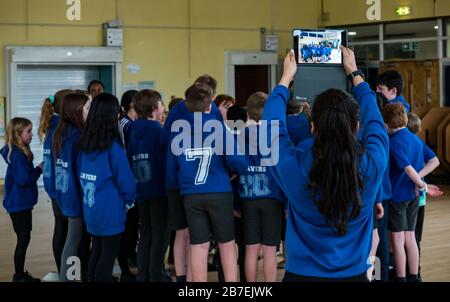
[[262, 50, 297, 160], [344, 45, 388, 184]]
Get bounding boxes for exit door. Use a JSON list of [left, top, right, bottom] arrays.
[[234, 65, 270, 106]]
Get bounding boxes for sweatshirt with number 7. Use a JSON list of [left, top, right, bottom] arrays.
[[166, 112, 247, 196]]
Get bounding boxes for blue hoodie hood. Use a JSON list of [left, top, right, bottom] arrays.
[[286, 114, 312, 146]]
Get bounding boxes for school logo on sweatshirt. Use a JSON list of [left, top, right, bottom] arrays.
[[239, 167, 272, 198], [80, 173, 97, 208], [55, 159, 70, 193]]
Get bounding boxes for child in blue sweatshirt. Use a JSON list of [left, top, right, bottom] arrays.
[[2, 118, 43, 282], [237, 92, 284, 282], [376, 70, 410, 112], [53, 93, 88, 282], [166, 83, 247, 282], [77, 93, 136, 282], [38, 90, 71, 274], [406, 112, 441, 281], [382, 104, 440, 282], [263, 48, 389, 281], [162, 75, 222, 283], [127, 89, 169, 282]]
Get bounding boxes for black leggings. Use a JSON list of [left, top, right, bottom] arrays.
[[51, 199, 68, 273], [88, 234, 122, 282], [14, 232, 31, 276], [77, 223, 91, 279], [117, 206, 139, 275], [125, 206, 139, 258], [10, 210, 32, 277]]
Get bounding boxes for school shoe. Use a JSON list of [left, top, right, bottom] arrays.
[[12, 271, 41, 282]]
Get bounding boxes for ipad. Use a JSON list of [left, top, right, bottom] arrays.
[[293, 29, 347, 66]]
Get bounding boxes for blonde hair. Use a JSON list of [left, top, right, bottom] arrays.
[[38, 89, 72, 142], [5, 117, 33, 162]]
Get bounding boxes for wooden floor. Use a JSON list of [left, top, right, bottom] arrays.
[[1, 187, 449, 282]]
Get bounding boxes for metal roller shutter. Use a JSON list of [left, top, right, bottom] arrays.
[[15, 65, 100, 184]]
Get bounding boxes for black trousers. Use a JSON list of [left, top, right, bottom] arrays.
[[137, 198, 170, 282], [51, 199, 68, 274]]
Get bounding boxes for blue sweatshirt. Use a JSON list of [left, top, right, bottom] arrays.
[[389, 95, 410, 113], [286, 114, 312, 146], [54, 125, 83, 217], [127, 119, 166, 201], [43, 115, 59, 199], [77, 141, 136, 236], [162, 100, 223, 190], [2, 145, 42, 214], [389, 128, 434, 203], [262, 82, 388, 278], [166, 112, 246, 196], [238, 125, 284, 202]]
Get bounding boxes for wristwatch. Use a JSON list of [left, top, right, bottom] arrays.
[[347, 69, 365, 82]]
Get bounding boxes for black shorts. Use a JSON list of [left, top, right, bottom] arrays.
[[184, 192, 235, 245], [373, 204, 379, 230], [281, 208, 287, 241], [242, 198, 283, 246], [167, 188, 188, 231], [388, 199, 419, 232], [10, 209, 32, 234]]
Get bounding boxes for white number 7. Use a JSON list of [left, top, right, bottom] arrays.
[[185, 148, 213, 185]]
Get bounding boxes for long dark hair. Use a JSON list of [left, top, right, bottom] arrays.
[[53, 93, 88, 156], [78, 93, 122, 153], [120, 90, 138, 118], [309, 89, 364, 236]]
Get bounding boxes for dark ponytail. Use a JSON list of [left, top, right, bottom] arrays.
[[309, 89, 364, 236]]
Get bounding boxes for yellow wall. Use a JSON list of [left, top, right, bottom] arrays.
[[321, 0, 450, 26], [2, 0, 450, 101], [0, 0, 320, 103]]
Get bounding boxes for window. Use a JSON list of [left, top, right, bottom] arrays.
[[385, 20, 438, 40], [353, 44, 380, 61], [384, 41, 437, 60], [346, 25, 379, 43]]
